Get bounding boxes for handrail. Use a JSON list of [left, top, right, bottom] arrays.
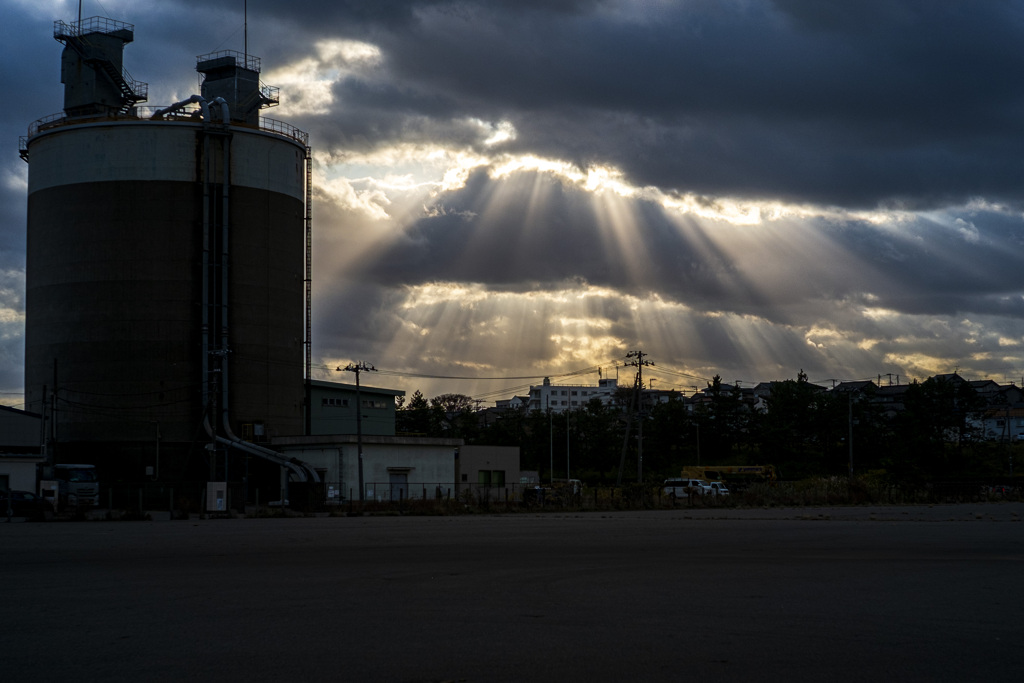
[[260, 82, 280, 105], [54, 16, 134, 39], [120, 66, 148, 101], [23, 109, 309, 147], [27, 112, 67, 136], [197, 49, 261, 72], [259, 117, 308, 146]]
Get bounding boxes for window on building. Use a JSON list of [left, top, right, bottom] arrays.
[[479, 470, 505, 487], [321, 398, 349, 407]]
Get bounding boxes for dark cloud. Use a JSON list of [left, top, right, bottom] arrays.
[[301, 1, 1024, 208]]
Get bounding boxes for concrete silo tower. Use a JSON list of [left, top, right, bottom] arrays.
[[21, 16, 316, 485]]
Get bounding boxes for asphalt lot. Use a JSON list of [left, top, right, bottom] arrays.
[[3, 504, 1023, 682]]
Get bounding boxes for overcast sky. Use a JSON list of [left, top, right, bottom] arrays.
[[4, 0, 1024, 405]]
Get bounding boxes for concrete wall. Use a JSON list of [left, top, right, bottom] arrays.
[[0, 407, 42, 451], [309, 381, 402, 436], [457, 445, 520, 487], [456, 445, 521, 501], [0, 456, 45, 492], [276, 435, 460, 501]]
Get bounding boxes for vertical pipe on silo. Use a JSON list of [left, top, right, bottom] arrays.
[[201, 125, 211, 419], [218, 102, 232, 438]]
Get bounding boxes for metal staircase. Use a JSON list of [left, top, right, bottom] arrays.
[[93, 57, 147, 112], [54, 18, 147, 115]]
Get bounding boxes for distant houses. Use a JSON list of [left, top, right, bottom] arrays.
[[501, 371, 1024, 443]]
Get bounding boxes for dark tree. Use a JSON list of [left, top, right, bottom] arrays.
[[396, 389, 434, 435], [430, 393, 479, 440], [886, 377, 983, 479]]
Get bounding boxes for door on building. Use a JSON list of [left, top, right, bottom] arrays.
[[389, 472, 408, 501]]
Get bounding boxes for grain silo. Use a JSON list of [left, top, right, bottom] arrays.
[[20, 16, 317, 488]]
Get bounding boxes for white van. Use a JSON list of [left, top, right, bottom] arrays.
[[662, 478, 711, 498]]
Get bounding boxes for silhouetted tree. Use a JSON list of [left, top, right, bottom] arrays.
[[396, 389, 434, 435], [886, 377, 983, 478], [430, 393, 478, 440], [694, 375, 748, 462]]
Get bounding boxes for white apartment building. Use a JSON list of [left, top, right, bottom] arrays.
[[527, 377, 620, 413]]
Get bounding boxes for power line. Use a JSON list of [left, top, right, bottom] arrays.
[[372, 358, 624, 383], [376, 370, 554, 381]]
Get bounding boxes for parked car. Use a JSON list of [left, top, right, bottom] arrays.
[[663, 478, 712, 498], [984, 485, 1016, 497], [708, 482, 730, 496], [1, 490, 54, 519]]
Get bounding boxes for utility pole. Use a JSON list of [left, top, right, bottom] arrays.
[[637, 410, 643, 483], [616, 350, 654, 486], [340, 362, 376, 502], [548, 395, 553, 484], [848, 392, 854, 477], [566, 409, 571, 483]]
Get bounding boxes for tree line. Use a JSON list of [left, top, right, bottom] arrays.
[[396, 374, 1020, 484]]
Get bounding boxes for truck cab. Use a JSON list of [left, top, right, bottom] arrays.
[[52, 464, 100, 508]]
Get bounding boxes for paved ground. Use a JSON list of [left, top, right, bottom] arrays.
[[3, 504, 1023, 682]]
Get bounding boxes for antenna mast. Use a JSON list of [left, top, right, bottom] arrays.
[[244, 0, 248, 59]]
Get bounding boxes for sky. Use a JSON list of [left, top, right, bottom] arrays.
[[4, 0, 1024, 406]]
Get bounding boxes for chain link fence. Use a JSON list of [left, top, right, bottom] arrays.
[[48, 476, 1023, 519]]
